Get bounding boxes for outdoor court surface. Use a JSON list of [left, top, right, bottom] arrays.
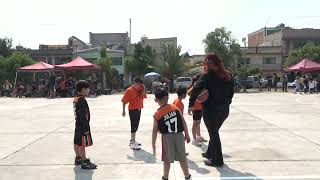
[[0, 92, 320, 180]]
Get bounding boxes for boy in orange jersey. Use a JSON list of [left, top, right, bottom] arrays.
[[173, 86, 187, 114]]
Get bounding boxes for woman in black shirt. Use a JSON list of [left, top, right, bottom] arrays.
[[188, 53, 234, 167]]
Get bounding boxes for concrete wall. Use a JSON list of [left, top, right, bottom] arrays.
[[248, 30, 265, 47], [244, 54, 282, 72], [73, 48, 125, 75], [141, 37, 177, 54]]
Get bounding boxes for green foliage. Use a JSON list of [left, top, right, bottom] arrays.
[[2, 52, 35, 83], [0, 38, 13, 58], [125, 43, 156, 76], [237, 65, 261, 79], [0, 56, 7, 83], [203, 27, 241, 68], [133, 43, 150, 75], [286, 43, 320, 67], [98, 46, 111, 73], [97, 46, 112, 87], [124, 56, 135, 73], [156, 45, 187, 79]]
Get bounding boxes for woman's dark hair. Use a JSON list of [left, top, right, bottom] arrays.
[[203, 53, 231, 81], [76, 80, 90, 92]]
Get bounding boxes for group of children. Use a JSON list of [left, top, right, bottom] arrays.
[[73, 77, 206, 180]]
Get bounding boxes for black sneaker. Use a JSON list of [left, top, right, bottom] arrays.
[[185, 174, 192, 180], [86, 159, 97, 169], [201, 153, 210, 159], [80, 161, 92, 170], [74, 157, 82, 165], [204, 159, 223, 167], [162, 176, 168, 180], [81, 159, 97, 170]]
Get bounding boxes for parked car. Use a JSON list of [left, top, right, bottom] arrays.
[[174, 77, 192, 89], [288, 82, 296, 88], [247, 75, 268, 88]]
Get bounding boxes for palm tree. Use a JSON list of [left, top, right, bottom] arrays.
[[156, 45, 188, 91], [97, 46, 112, 89], [157, 45, 186, 78]]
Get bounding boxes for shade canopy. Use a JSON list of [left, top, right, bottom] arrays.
[[144, 72, 160, 78], [17, 61, 54, 72], [287, 59, 320, 73], [55, 56, 100, 70]]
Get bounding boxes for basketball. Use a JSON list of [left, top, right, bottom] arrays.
[[197, 89, 209, 103]]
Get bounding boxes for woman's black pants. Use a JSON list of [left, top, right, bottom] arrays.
[[203, 106, 229, 165]]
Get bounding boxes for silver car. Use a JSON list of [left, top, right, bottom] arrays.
[[174, 77, 193, 89]]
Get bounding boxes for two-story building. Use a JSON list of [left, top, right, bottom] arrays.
[[242, 24, 320, 74]]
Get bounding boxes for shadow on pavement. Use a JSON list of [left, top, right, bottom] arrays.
[[187, 158, 210, 175], [74, 166, 94, 180], [127, 149, 156, 163], [217, 164, 258, 179], [201, 143, 232, 159]]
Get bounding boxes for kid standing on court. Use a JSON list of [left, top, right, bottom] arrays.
[[173, 86, 187, 114], [188, 74, 207, 147], [121, 78, 147, 150], [152, 88, 192, 180], [73, 80, 97, 170]]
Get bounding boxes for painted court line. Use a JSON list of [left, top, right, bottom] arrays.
[[189, 176, 320, 180]]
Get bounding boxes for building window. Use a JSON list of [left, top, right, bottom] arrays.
[[263, 57, 276, 64], [111, 57, 123, 66], [240, 58, 251, 65]]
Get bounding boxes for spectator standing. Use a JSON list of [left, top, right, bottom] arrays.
[[282, 74, 288, 92], [273, 73, 279, 92], [2, 80, 13, 97]]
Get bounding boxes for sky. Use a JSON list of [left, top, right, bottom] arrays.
[[1, 0, 320, 55]]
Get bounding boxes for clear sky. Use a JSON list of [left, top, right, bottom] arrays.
[[1, 0, 320, 55]]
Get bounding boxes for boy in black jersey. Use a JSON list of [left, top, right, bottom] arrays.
[[152, 88, 192, 180], [73, 80, 97, 170]]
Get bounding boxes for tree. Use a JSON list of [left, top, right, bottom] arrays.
[[0, 38, 13, 58], [133, 43, 150, 76], [97, 46, 112, 89], [156, 45, 187, 79], [203, 27, 241, 68], [236, 65, 261, 80], [0, 56, 7, 83], [2, 52, 35, 82], [286, 43, 320, 67], [125, 43, 156, 77], [144, 45, 157, 66], [124, 56, 136, 73]]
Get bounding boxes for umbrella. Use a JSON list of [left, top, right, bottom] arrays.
[[144, 72, 160, 78]]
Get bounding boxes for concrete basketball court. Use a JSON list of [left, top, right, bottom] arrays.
[[0, 92, 320, 180]]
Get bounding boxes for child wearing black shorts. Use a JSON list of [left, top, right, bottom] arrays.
[[73, 80, 97, 170], [188, 74, 207, 147]]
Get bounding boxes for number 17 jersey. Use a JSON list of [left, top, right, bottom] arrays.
[[154, 104, 184, 134]]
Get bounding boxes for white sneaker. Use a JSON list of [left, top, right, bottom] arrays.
[[130, 143, 141, 150], [192, 139, 202, 147], [197, 136, 208, 143], [129, 140, 142, 146]]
